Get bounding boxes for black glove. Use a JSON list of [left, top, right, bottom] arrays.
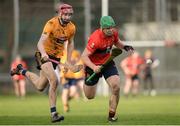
[[123, 45, 134, 51]]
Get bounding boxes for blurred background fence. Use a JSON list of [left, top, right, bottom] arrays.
[[0, 0, 180, 94]]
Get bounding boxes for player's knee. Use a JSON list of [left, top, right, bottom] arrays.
[[36, 85, 46, 92], [49, 77, 58, 86], [112, 84, 120, 95]]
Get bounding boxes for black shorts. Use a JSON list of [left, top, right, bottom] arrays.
[[131, 74, 139, 80], [63, 78, 77, 89], [85, 61, 119, 86], [35, 54, 60, 70], [49, 55, 60, 69]]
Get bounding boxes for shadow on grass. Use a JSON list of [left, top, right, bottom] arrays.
[[0, 114, 180, 125], [0, 115, 112, 125]]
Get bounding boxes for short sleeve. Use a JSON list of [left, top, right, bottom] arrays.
[[86, 36, 98, 54], [42, 21, 54, 36]]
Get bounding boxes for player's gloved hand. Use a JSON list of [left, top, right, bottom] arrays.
[[123, 45, 134, 52]]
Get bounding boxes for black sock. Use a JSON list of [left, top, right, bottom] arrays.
[[51, 107, 56, 115], [21, 70, 27, 76]]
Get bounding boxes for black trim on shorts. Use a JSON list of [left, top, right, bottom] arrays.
[[35, 53, 60, 70], [48, 55, 60, 69]]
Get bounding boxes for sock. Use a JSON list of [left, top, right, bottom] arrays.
[[109, 111, 115, 118], [21, 70, 27, 76], [50, 107, 57, 116]]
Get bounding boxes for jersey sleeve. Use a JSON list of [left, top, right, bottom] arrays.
[[86, 35, 98, 54], [42, 21, 54, 36]]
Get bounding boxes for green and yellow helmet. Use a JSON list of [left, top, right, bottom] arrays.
[[100, 16, 116, 29]]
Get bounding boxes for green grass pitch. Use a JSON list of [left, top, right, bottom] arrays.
[[0, 94, 180, 125]]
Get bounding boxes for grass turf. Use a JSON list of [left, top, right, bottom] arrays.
[[0, 94, 180, 125]]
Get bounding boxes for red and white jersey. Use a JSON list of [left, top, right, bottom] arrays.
[[121, 56, 144, 75], [86, 28, 119, 65]]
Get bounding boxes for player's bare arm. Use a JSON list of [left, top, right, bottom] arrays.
[[37, 34, 49, 58], [114, 38, 125, 49], [66, 37, 74, 63], [61, 38, 82, 73], [114, 38, 134, 53], [81, 48, 101, 73]]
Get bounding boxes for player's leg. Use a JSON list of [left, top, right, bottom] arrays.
[[148, 74, 156, 96], [41, 62, 64, 122], [149, 75, 154, 90], [131, 75, 139, 96], [143, 74, 149, 95], [106, 75, 120, 122], [13, 80, 20, 97], [76, 79, 86, 99], [84, 67, 100, 99], [103, 61, 120, 122], [77, 79, 84, 91], [19, 79, 26, 97], [69, 85, 79, 99], [19, 60, 64, 122], [10, 52, 50, 91], [41, 63, 58, 109], [10, 64, 49, 91], [83, 84, 97, 99], [62, 83, 70, 112], [25, 70, 48, 91], [68, 79, 80, 99], [123, 76, 132, 97], [19, 62, 57, 104], [10, 54, 63, 122]]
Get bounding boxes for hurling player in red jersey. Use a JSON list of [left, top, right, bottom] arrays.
[[81, 16, 134, 122], [11, 55, 27, 98], [120, 51, 144, 97]]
